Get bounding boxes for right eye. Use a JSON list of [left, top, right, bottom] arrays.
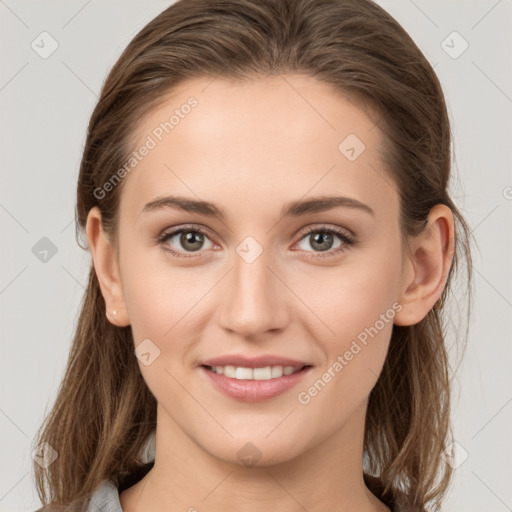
[[157, 226, 216, 258]]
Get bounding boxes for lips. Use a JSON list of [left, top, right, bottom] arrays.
[[198, 353, 313, 402], [200, 365, 312, 401]]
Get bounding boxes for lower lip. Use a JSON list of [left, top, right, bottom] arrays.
[[200, 365, 312, 402]]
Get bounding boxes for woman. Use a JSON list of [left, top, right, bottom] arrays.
[[33, 0, 473, 510]]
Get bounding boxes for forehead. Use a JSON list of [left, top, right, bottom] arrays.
[[120, 74, 397, 223]]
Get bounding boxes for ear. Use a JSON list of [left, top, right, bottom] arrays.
[[85, 206, 130, 327], [393, 204, 455, 326]]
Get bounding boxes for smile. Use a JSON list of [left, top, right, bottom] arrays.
[[200, 364, 313, 402]]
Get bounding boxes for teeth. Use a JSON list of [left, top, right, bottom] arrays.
[[210, 365, 302, 380]]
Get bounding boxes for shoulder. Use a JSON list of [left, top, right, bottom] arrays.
[[85, 479, 123, 512], [32, 480, 122, 512], [363, 473, 428, 512], [34, 462, 156, 512]]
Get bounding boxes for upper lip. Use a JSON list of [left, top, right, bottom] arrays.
[[201, 354, 311, 369]]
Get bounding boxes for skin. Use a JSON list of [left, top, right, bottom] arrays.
[[86, 74, 455, 512]]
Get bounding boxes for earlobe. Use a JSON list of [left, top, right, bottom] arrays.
[[393, 204, 455, 327], [85, 207, 130, 327]]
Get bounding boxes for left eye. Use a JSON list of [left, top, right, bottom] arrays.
[[300, 228, 350, 252], [294, 226, 356, 258], [157, 225, 355, 259]]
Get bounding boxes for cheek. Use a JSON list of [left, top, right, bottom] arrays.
[[120, 254, 199, 398], [120, 246, 217, 376], [294, 263, 398, 427], [119, 244, 192, 343], [292, 239, 401, 406], [298, 251, 401, 344]]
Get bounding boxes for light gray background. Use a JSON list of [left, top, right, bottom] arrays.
[[1, 1, 511, 511]]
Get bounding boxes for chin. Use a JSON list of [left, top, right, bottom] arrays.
[[206, 435, 307, 469]]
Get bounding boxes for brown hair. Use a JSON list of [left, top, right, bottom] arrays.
[[32, 0, 474, 510]]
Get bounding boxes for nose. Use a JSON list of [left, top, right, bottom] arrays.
[[217, 246, 289, 340]]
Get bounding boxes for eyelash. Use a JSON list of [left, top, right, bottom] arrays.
[[156, 224, 357, 260]]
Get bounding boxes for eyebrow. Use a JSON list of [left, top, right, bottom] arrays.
[[140, 194, 375, 219]]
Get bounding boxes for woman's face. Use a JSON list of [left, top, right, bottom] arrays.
[[102, 75, 410, 465]]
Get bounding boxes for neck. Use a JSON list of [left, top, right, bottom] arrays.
[[120, 400, 390, 512]]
